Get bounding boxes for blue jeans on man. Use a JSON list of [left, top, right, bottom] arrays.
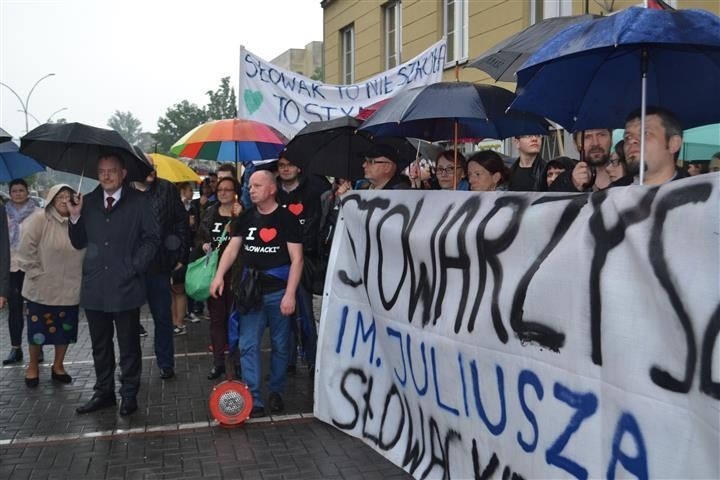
[[237, 289, 290, 408], [145, 272, 174, 370]]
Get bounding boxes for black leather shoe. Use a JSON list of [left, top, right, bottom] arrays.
[[25, 377, 39, 388], [119, 397, 138, 416], [76, 395, 116, 414], [160, 367, 175, 380], [250, 405, 266, 418], [207, 365, 225, 380], [268, 392, 284, 414], [3, 348, 23, 365], [51, 369, 72, 384]]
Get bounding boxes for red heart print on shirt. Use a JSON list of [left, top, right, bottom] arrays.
[[259, 227, 277, 243], [288, 203, 304, 216]]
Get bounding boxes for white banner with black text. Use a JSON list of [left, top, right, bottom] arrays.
[[314, 173, 720, 480], [238, 40, 446, 139]]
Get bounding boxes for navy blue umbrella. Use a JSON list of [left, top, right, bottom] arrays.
[[0, 141, 45, 182], [511, 7, 720, 132], [359, 82, 550, 141]]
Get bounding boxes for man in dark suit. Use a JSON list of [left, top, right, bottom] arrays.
[[68, 154, 159, 416]]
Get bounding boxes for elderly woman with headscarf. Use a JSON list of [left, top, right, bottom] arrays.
[[17, 184, 86, 387], [3, 178, 42, 365]]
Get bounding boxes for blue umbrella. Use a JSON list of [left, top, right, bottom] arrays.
[[0, 141, 45, 182], [511, 7, 720, 132], [359, 82, 550, 141]]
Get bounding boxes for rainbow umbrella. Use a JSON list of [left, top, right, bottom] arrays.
[[170, 119, 288, 165]]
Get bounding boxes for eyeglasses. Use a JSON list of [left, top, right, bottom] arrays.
[[436, 167, 458, 175], [607, 159, 622, 167], [364, 158, 392, 165]]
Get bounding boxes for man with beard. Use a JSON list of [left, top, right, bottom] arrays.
[[616, 107, 687, 186], [549, 128, 613, 192], [508, 134, 546, 191]]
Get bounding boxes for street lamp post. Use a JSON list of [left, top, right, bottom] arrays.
[[0, 73, 56, 133], [23, 107, 69, 125]]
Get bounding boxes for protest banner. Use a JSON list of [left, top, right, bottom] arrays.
[[238, 40, 446, 138], [314, 174, 720, 479]]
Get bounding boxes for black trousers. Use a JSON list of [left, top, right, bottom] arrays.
[[8, 271, 25, 347], [85, 308, 141, 399]]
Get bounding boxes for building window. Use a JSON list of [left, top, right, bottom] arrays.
[[531, 0, 573, 24], [444, 0, 468, 64], [341, 25, 354, 84], [384, 1, 402, 69]]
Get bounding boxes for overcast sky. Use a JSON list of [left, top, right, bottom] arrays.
[[0, 0, 323, 139]]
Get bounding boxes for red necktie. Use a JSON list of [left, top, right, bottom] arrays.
[[106, 197, 115, 212]]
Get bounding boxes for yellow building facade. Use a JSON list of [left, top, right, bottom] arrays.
[[321, 0, 720, 87]]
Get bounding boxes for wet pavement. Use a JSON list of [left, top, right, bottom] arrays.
[[0, 307, 410, 479]]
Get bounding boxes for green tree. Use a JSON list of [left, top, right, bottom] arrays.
[[107, 110, 143, 145], [206, 76, 237, 120], [153, 100, 208, 154], [311, 66, 324, 82]]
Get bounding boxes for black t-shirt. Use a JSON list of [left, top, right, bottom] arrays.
[[509, 166, 535, 191], [233, 205, 302, 270], [208, 210, 234, 255]]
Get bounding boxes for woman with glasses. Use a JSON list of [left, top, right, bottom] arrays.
[[434, 150, 469, 190], [17, 184, 85, 387], [196, 177, 242, 380], [466, 150, 510, 192]]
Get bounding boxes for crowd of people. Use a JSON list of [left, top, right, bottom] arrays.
[[0, 105, 716, 418]]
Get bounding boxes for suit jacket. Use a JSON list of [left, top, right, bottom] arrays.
[[69, 185, 160, 312]]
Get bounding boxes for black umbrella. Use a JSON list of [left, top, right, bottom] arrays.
[[20, 122, 152, 182], [0, 127, 12, 143], [466, 14, 600, 82], [281, 116, 419, 181]]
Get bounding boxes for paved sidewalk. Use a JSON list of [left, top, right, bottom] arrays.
[[0, 308, 410, 479]]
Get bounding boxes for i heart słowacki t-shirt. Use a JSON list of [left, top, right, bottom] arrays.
[[232, 205, 302, 272]]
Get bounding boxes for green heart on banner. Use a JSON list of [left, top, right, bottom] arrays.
[[244, 89, 263, 114]]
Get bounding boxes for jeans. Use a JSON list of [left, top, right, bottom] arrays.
[[145, 272, 174, 369], [237, 289, 290, 408], [288, 285, 317, 367]]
